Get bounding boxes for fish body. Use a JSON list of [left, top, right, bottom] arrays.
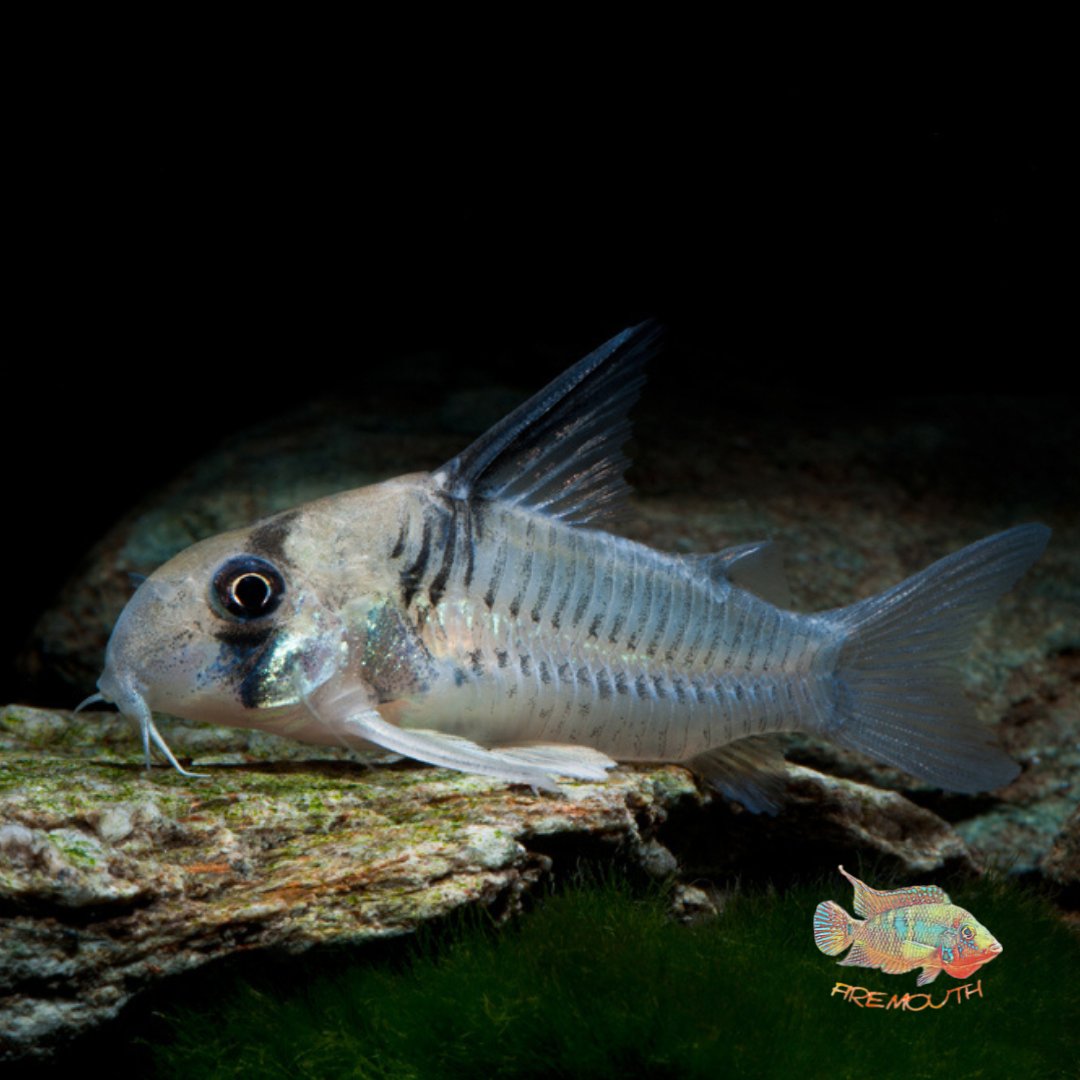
[[85, 322, 1049, 811], [814, 865, 1003, 985]]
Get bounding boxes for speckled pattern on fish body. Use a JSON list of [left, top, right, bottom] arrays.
[[81, 322, 1050, 812]]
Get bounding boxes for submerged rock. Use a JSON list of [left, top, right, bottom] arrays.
[[3, 705, 989, 1063], [1043, 802, 1080, 891]]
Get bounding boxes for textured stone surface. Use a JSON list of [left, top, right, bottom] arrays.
[[1042, 802, 1080, 889], [2, 707, 988, 1063], [0, 712, 685, 1061]]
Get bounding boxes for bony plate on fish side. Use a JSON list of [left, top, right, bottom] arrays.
[[75, 321, 1049, 813]]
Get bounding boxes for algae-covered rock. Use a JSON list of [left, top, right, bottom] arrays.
[[1, 706, 697, 1062], [1, 705, 994, 1064]]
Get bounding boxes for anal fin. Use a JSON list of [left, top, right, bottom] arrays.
[[687, 737, 788, 815]]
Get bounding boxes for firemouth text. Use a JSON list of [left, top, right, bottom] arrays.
[[830, 980, 984, 1010]]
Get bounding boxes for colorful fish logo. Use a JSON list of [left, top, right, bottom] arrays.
[[813, 865, 1003, 986]]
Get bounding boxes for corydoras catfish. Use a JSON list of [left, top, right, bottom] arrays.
[[80, 322, 1049, 812]]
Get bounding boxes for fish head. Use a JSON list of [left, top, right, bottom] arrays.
[[95, 514, 349, 742], [940, 909, 1003, 978]]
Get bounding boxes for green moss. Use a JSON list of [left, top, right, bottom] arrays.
[[143, 869, 1079, 1080], [49, 832, 103, 867]]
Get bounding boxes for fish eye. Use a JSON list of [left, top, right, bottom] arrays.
[[212, 556, 286, 620], [961, 925, 974, 940]]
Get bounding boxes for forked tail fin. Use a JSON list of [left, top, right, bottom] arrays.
[[821, 524, 1050, 793]]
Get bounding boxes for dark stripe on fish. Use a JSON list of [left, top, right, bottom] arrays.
[[390, 514, 408, 559], [531, 549, 554, 621], [590, 559, 614, 640], [213, 624, 280, 709], [706, 606, 746, 669], [596, 670, 612, 699], [626, 572, 653, 651], [508, 521, 536, 618], [550, 541, 578, 631], [484, 535, 508, 610], [530, 525, 559, 624], [246, 510, 300, 567], [428, 501, 457, 608], [400, 514, 433, 608], [571, 551, 597, 628], [663, 587, 691, 663], [462, 500, 481, 589], [645, 584, 673, 658]]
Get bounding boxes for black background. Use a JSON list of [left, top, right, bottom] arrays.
[[6, 117, 1072, 705]]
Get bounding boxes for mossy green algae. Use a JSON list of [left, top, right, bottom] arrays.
[[145, 870, 1079, 1080]]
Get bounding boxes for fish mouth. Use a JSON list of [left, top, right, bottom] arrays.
[[96, 666, 151, 725], [87, 577, 213, 777], [91, 662, 210, 778], [74, 595, 156, 753], [95, 662, 156, 754]]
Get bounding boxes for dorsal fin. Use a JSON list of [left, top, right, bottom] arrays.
[[432, 320, 663, 525], [838, 865, 950, 917], [689, 540, 793, 608]]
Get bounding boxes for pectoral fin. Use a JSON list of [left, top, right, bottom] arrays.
[[304, 682, 617, 791]]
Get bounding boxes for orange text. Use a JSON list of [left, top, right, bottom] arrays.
[[830, 980, 984, 1010]]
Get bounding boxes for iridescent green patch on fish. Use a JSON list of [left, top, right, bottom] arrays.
[[814, 866, 1004, 986]]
